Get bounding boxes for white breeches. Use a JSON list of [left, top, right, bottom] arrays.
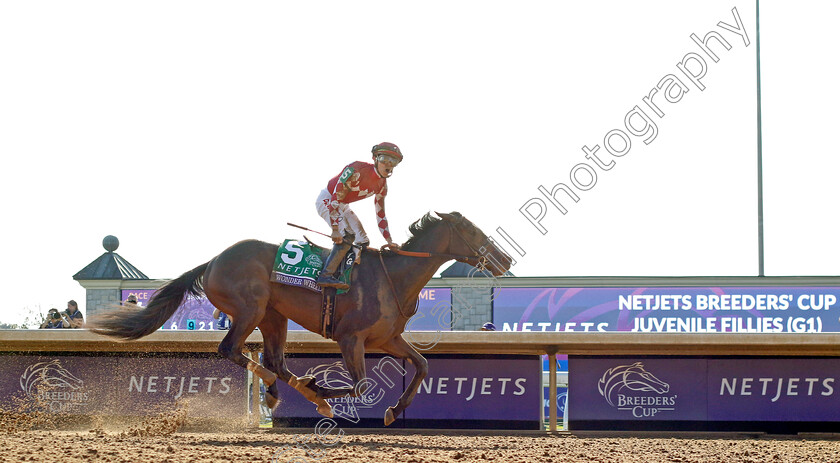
[[315, 189, 369, 244]]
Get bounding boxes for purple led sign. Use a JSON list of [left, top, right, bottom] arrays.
[[494, 287, 840, 333]]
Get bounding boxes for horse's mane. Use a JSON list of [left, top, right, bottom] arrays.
[[401, 213, 442, 250]]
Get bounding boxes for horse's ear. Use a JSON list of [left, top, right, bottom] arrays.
[[435, 211, 455, 222], [435, 211, 463, 223]]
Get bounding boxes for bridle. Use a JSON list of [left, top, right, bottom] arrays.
[[387, 221, 489, 269], [445, 221, 492, 271], [378, 219, 494, 319]]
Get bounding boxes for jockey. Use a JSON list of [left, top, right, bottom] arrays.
[[315, 142, 403, 289]]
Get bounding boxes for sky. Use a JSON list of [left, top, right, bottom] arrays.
[[1, 1, 838, 324]]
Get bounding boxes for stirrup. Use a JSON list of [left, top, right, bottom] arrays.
[[317, 275, 349, 290]]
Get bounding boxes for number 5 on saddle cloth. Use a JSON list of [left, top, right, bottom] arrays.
[[270, 239, 359, 339]]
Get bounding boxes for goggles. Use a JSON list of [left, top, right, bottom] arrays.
[[376, 153, 401, 167]]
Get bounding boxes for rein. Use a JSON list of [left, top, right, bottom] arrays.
[[377, 220, 491, 320], [388, 249, 473, 262], [378, 252, 414, 319], [386, 222, 487, 267]]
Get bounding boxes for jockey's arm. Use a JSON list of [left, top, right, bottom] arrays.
[[375, 191, 398, 248]]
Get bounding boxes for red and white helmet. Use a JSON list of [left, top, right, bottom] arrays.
[[372, 142, 403, 165]]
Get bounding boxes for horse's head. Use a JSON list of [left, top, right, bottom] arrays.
[[20, 360, 84, 397], [621, 362, 669, 394], [436, 211, 512, 277]]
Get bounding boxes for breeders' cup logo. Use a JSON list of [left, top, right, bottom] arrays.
[[598, 362, 676, 418], [304, 361, 384, 423], [20, 359, 90, 413], [305, 361, 354, 391], [305, 254, 323, 268]]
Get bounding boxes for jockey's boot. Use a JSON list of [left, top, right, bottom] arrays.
[[316, 242, 351, 290]]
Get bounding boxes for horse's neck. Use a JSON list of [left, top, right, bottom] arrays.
[[386, 223, 451, 298], [387, 254, 449, 299]]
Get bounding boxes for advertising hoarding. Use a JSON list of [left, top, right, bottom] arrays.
[[568, 356, 840, 431], [1, 353, 248, 419], [272, 354, 541, 429], [271, 355, 406, 426]]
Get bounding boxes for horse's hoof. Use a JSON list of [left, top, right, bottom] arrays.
[[265, 392, 278, 409], [316, 402, 333, 418], [384, 407, 396, 426]]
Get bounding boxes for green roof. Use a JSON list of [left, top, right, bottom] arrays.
[[73, 251, 149, 280]]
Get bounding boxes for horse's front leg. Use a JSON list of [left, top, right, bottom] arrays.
[[291, 334, 363, 401], [334, 334, 369, 396], [283, 334, 368, 419], [379, 335, 428, 426]]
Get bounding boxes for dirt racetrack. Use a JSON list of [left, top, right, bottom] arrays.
[[4, 427, 840, 463]]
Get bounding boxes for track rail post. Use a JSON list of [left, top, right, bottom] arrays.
[[547, 348, 558, 433]]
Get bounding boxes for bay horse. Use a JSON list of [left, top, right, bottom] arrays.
[[91, 212, 511, 425]]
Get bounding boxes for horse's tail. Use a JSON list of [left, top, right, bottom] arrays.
[[90, 262, 209, 340]]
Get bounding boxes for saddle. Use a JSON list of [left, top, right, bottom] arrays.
[[271, 238, 359, 339]]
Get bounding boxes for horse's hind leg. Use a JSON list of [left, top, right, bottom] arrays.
[[257, 311, 289, 410], [215, 298, 278, 392], [262, 334, 362, 416], [273, 331, 361, 403], [259, 310, 333, 417], [379, 335, 428, 426]]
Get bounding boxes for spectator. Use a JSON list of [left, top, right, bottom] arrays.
[[217, 311, 231, 330], [124, 294, 139, 306], [39, 308, 64, 329], [62, 300, 84, 328], [481, 322, 496, 331], [213, 307, 231, 330]]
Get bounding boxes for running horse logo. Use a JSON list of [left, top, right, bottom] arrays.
[[598, 362, 669, 407], [305, 361, 354, 390], [19, 359, 84, 397], [305, 253, 323, 268], [304, 361, 381, 408]]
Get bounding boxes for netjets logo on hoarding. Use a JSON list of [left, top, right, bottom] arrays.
[[598, 362, 677, 418], [20, 359, 90, 412]]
